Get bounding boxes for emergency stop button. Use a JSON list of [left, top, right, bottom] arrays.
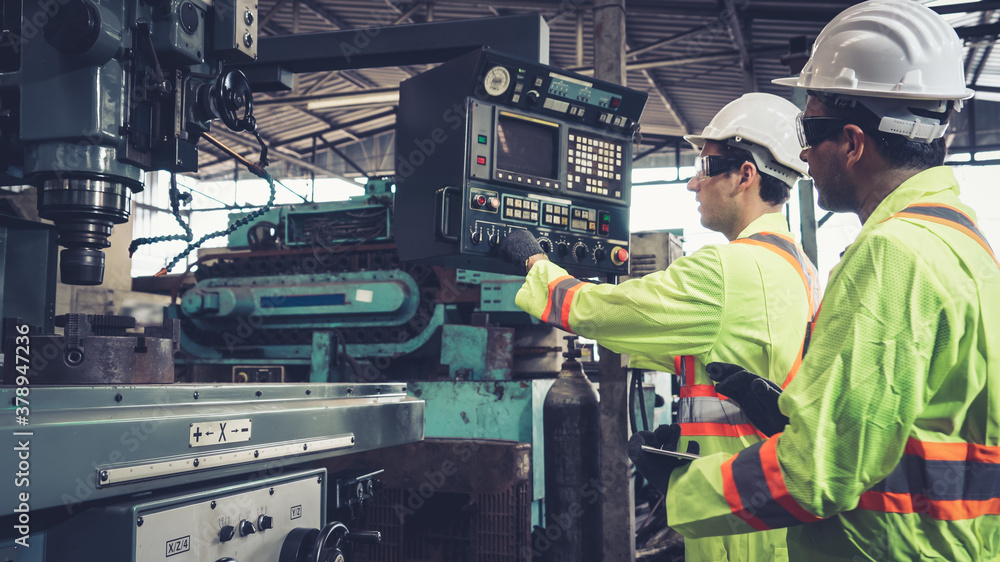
[[611, 246, 629, 266]]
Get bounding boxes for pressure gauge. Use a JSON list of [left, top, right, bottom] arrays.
[[484, 66, 511, 97]]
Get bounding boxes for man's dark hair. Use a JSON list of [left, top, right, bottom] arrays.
[[718, 144, 791, 206], [814, 93, 954, 170]]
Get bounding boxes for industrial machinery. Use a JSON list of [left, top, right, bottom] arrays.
[[395, 48, 648, 277], [0, 0, 263, 286], [0, 0, 425, 560], [172, 179, 454, 383]]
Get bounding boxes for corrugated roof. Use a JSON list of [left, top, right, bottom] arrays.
[[193, 0, 1000, 180]]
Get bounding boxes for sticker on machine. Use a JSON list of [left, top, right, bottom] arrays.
[[189, 418, 252, 447], [355, 289, 374, 303]]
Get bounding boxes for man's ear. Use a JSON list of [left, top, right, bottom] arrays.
[[736, 161, 757, 192], [842, 124, 866, 170]]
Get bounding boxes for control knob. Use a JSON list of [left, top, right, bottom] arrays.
[[538, 237, 553, 253], [258, 514, 274, 531], [219, 525, 236, 543], [573, 242, 589, 262], [238, 519, 256, 537], [593, 246, 606, 262], [525, 90, 540, 106], [556, 241, 570, 256]]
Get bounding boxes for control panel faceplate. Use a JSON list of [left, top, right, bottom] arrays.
[[134, 470, 324, 561]]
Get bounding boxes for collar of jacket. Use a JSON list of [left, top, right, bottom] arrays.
[[735, 212, 792, 240], [861, 166, 964, 233]]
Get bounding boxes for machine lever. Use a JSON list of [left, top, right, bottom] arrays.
[[346, 530, 381, 545]]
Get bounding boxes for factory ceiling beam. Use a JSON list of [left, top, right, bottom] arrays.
[[258, 0, 290, 29], [273, 108, 397, 148], [963, 10, 997, 87], [957, 22, 1000, 40], [723, 0, 756, 93], [639, 71, 692, 135], [418, 0, 1000, 20], [570, 46, 787, 74], [625, 25, 709, 59]]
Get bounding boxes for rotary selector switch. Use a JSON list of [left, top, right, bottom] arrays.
[[538, 237, 553, 253], [593, 243, 606, 262], [573, 242, 589, 262], [238, 519, 256, 537]]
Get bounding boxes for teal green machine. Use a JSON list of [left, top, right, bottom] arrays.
[[173, 179, 658, 527]]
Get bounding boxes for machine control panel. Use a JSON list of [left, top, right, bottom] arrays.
[[134, 470, 324, 561], [395, 48, 647, 277]]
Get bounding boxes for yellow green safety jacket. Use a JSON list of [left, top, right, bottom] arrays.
[[666, 167, 1000, 561], [515, 212, 819, 561]]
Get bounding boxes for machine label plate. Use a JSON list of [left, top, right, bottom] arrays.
[[166, 536, 191, 557], [189, 418, 252, 447]]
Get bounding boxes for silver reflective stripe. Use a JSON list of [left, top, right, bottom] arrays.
[[677, 396, 752, 425]]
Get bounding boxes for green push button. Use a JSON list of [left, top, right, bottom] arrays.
[[478, 135, 488, 144]]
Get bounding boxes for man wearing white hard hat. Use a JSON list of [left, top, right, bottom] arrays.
[[648, 1, 1000, 560], [501, 92, 819, 561]]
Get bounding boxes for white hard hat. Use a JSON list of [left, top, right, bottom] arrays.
[[773, 0, 973, 101], [684, 92, 808, 188]]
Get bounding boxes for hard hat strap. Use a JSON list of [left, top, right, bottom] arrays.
[[877, 116, 949, 143]]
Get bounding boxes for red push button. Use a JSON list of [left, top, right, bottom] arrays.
[[473, 194, 487, 207], [477, 156, 487, 165], [611, 246, 629, 266]]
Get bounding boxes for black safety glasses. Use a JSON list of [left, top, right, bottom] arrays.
[[796, 111, 849, 149], [693, 155, 747, 179]]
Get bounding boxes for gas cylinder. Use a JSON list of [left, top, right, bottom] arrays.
[[541, 335, 602, 561]]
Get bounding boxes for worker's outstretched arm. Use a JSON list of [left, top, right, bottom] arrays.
[[514, 249, 725, 360]]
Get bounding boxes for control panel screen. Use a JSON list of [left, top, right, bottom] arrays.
[[496, 112, 558, 180]]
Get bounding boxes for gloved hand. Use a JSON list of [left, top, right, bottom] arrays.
[[627, 423, 700, 495], [707, 362, 788, 437], [498, 229, 544, 274]]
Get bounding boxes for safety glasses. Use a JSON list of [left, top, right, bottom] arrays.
[[693, 155, 747, 179], [796, 111, 849, 149]]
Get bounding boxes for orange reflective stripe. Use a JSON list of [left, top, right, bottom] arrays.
[[722, 452, 771, 531], [679, 384, 718, 398], [896, 212, 1000, 268], [680, 422, 760, 437], [890, 203, 1000, 269], [903, 437, 1000, 464], [781, 338, 806, 389], [858, 492, 1000, 521], [759, 436, 823, 523], [732, 235, 815, 311]]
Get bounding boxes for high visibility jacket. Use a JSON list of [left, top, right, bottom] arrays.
[[666, 167, 1000, 561], [515, 212, 819, 561]]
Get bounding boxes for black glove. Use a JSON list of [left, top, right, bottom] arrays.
[[707, 362, 788, 437], [498, 229, 544, 273], [627, 424, 700, 495]]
